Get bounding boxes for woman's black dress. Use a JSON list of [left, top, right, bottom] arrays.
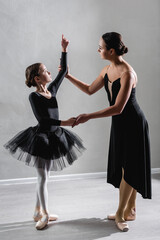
[[4, 52, 85, 171], [104, 73, 151, 199]]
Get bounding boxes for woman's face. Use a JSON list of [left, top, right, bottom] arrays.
[[98, 37, 109, 59], [37, 64, 52, 85]]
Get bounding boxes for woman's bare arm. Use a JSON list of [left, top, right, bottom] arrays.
[[66, 66, 108, 95], [73, 71, 135, 126]]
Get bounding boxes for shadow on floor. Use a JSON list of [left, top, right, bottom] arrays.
[[0, 218, 120, 240]]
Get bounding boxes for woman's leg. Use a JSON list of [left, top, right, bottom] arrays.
[[116, 176, 133, 223], [114, 173, 135, 231], [108, 172, 137, 222], [124, 189, 137, 220]]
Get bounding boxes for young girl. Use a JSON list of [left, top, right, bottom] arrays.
[[65, 32, 151, 232], [4, 35, 85, 230]]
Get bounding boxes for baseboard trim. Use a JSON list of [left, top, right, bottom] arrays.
[[0, 172, 106, 185], [0, 168, 159, 186]]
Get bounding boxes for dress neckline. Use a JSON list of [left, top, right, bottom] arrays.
[[105, 73, 120, 84], [35, 91, 52, 100], [105, 73, 136, 89]]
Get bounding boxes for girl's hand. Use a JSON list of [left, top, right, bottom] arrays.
[[72, 114, 90, 127], [61, 118, 76, 127], [58, 65, 70, 77], [61, 34, 69, 52], [67, 117, 76, 126]]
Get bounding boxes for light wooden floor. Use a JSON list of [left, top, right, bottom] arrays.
[[0, 174, 160, 240]]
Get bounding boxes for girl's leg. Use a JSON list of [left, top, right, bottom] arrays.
[[36, 167, 49, 215], [34, 167, 50, 230], [35, 192, 40, 212], [34, 167, 58, 229], [33, 192, 41, 222]]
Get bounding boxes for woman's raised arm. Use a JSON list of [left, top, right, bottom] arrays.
[[66, 66, 107, 95]]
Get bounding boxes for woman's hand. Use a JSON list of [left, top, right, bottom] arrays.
[[65, 65, 70, 77], [72, 114, 90, 127], [61, 34, 69, 52]]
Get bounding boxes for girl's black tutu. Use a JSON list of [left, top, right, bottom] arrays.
[[4, 126, 85, 171]]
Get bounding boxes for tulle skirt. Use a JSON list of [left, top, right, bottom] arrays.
[[4, 126, 85, 171]]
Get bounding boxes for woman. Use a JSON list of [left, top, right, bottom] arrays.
[[65, 32, 151, 232], [4, 35, 85, 230]]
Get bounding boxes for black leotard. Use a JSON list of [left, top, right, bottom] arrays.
[[29, 52, 67, 132]]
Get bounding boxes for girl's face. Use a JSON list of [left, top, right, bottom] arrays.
[[98, 37, 110, 59], [37, 64, 52, 85]]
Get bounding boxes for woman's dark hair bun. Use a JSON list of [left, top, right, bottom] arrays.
[[120, 45, 128, 55], [102, 32, 128, 56]]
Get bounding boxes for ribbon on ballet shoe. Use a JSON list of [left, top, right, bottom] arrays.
[[33, 212, 42, 222]]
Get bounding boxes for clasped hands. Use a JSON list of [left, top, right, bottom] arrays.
[[68, 114, 90, 128]]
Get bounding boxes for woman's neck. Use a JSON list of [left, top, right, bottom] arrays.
[[110, 56, 124, 67]]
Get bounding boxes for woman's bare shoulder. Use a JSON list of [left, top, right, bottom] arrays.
[[100, 65, 110, 78]]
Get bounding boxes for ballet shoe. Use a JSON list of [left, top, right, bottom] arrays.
[[35, 214, 49, 230], [33, 213, 58, 222], [48, 214, 58, 221], [124, 208, 136, 221], [116, 220, 129, 232], [108, 210, 136, 221], [33, 212, 42, 222], [107, 214, 116, 220]]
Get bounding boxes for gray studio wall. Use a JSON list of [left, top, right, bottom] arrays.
[[0, 0, 160, 180]]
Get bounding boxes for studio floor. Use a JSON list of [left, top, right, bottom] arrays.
[[0, 174, 160, 240]]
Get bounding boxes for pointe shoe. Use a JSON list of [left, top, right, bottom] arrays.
[[108, 210, 136, 221], [116, 221, 129, 232], [33, 213, 58, 222], [33, 212, 42, 222], [124, 208, 136, 221], [48, 214, 58, 221], [35, 214, 49, 230], [107, 214, 116, 220]]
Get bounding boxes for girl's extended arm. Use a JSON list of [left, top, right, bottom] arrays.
[[48, 35, 69, 94]]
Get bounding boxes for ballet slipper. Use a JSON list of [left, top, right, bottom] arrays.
[[35, 214, 49, 230], [33, 212, 42, 222], [33, 213, 58, 222], [107, 214, 116, 220], [48, 214, 58, 221], [124, 208, 136, 221], [116, 220, 129, 232], [108, 208, 136, 221]]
